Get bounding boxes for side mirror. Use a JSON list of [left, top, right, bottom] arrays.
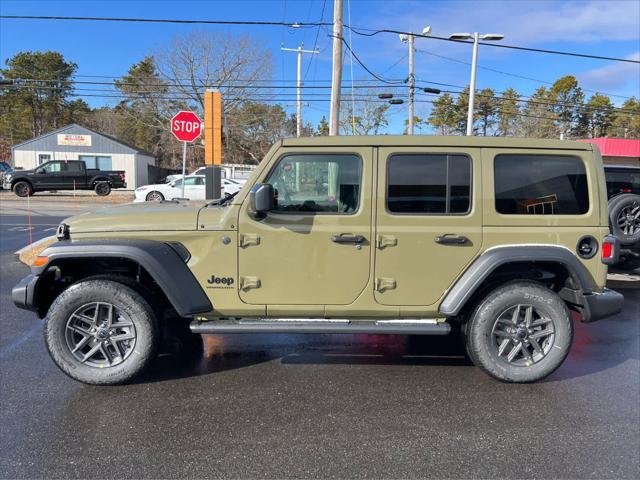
[[36, 168, 45, 174], [170, 181, 176, 187], [250, 183, 275, 218]]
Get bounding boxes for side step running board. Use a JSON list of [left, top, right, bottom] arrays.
[[190, 319, 451, 335]]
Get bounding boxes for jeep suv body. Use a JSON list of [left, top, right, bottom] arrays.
[[12, 136, 624, 384]]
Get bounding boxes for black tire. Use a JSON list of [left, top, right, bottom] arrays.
[[465, 281, 573, 383], [44, 279, 160, 385], [145, 190, 165, 202], [94, 181, 111, 196], [609, 194, 640, 245], [13, 181, 32, 197], [162, 319, 203, 359]]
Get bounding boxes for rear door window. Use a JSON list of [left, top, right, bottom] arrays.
[[494, 154, 589, 215], [387, 154, 471, 214]]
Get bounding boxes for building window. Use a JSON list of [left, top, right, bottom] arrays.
[[387, 154, 472, 214], [265, 154, 362, 214], [494, 154, 589, 215], [79, 155, 112, 171], [38, 154, 51, 165]]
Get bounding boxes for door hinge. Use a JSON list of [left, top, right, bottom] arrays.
[[376, 234, 397, 249], [240, 233, 260, 248], [375, 277, 397, 292], [240, 276, 261, 291]]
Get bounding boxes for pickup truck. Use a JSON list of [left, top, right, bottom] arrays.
[[4, 160, 126, 197]]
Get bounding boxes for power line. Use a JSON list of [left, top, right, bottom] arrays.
[[303, 0, 327, 81], [346, 26, 640, 64]]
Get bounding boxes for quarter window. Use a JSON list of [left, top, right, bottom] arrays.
[[494, 154, 589, 215], [387, 154, 472, 214], [265, 154, 362, 213]]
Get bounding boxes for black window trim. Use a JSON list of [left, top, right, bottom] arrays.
[[493, 153, 591, 217], [385, 152, 474, 217], [263, 152, 364, 216]]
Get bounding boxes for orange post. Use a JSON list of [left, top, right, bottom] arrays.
[[204, 90, 223, 165]]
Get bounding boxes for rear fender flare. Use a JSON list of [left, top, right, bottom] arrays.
[[439, 245, 599, 317]]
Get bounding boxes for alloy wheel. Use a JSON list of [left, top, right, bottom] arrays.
[[64, 302, 137, 368], [617, 202, 640, 236], [491, 304, 555, 366]]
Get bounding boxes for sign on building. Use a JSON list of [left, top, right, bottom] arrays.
[[57, 134, 92, 147]]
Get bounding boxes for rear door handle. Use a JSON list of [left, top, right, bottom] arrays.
[[331, 234, 365, 244], [435, 234, 469, 245]]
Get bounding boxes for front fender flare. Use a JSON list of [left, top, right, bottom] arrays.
[[34, 239, 212, 317], [439, 245, 599, 317]]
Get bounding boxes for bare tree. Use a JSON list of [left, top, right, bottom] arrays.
[[156, 31, 274, 114], [339, 89, 390, 135]]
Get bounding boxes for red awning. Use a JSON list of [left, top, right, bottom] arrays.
[[577, 138, 640, 157]]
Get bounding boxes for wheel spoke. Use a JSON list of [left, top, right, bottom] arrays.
[[71, 312, 96, 326], [494, 330, 510, 338], [521, 343, 534, 363], [81, 343, 102, 363], [530, 317, 552, 327], [529, 337, 544, 354], [498, 338, 511, 357], [99, 344, 113, 366], [71, 334, 92, 353], [511, 304, 521, 324], [524, 305, 533, 327], [110, 332, 135, 342], [530, 328, 554, 340], [110, 338, 123, 358], [67, 323, 91, 336], [507, 342, 522, 363]]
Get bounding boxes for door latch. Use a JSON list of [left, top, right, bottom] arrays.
[[240, 233, 261, 248], [376, 234, 397, 249], [375, 277, 397, 292], [240, 276, 261, 291]]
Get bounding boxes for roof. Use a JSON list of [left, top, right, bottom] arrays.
[[576, 138, 640, 158], [282, 135, 593, 150], [11, 123, 155, 157]]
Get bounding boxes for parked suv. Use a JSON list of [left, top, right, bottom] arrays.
[[12, 137, 623, 385]]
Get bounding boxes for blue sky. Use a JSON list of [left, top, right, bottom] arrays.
[[1, 0, 639, 133]]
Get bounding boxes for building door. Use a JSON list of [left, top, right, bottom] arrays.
[[237, 148, 372, 309], [374, 147, 483, 306]]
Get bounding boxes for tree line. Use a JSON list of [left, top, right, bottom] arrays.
[[1, 31, 638, 168]]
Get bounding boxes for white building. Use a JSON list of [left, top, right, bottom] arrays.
[[11, 124, 156, 189]]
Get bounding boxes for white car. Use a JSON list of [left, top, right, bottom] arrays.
[[134, 175, 242, 202]]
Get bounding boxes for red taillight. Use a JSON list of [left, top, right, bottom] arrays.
[[602, 241, 613, 259], [119, 172, 125, 182], [620, 188, 632, 193]]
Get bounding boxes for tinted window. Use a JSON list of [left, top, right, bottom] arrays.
[[387, 154, 471, 214], [65, 162, 84, 172], [266, 154, 361, 213], [495, 155, 588, 215], [605, 168, 640, 198]]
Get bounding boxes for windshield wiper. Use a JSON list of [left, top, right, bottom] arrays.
[[207, 190, 239, 207]]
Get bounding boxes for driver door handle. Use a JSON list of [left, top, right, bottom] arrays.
[[331, 234, 365, 244], [435, 234, 469, 245]]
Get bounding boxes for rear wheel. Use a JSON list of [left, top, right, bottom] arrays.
[[13, 181, 32, 197], [94, 181, 111, 196], [465, 281, 572, 383], [146, 190, 165, 202], [44, 279, 159, 385]]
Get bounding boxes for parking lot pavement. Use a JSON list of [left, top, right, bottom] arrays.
[[1, 214, 639, 479], [0, 189, 133, 217]]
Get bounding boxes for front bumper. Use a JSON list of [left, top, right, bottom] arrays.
[[12, 274, 40, 312], [582, 288, 625, 322]]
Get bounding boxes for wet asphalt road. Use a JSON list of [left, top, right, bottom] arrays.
[[1, 213, 639, 479]]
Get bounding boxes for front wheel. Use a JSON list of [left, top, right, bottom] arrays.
[[44, 279, 160, 385], [146, 190, 165, 202], [465, 281, 573, 383], [13, 181, 33, 197], [94, 182, 111, 196]]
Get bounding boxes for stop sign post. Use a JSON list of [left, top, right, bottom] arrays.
[[171, 111, 203, 198]]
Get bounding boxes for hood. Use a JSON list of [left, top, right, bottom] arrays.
[[64, 201, 206, 233]]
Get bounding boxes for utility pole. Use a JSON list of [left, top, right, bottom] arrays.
[[329, 0, 343, 136], [281, 44, 319, 137], [408, 33, 415, 135]]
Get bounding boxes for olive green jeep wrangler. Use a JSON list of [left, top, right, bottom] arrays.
[[13, 136, 624, 384]]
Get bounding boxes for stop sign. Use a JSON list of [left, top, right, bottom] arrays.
[[171, 111, 202, 142]]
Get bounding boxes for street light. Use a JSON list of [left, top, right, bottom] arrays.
[[449, 32, 504, 135]]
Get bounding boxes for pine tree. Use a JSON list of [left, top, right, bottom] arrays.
[[427, 93, 457, 135], [496, 88, 520, 136]]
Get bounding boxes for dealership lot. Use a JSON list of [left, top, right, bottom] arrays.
[[1, 208, 639, 479]]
